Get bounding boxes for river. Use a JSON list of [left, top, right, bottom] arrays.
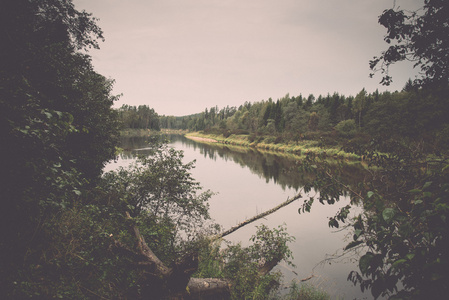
[[105, 135, 371, 299]]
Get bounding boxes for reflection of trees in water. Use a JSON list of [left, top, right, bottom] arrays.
[[119, 135, 166, 160], [168, 135, 305, 191], [120, 135, 366, 192], [120, 136, 153, 150]]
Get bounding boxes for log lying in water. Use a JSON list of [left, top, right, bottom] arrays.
[[215, 192, 302, 239]]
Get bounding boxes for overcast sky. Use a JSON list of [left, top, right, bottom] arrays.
[[73, 0, 423, 116]]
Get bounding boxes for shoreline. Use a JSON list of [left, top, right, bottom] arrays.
[[185, 132, 361, 161], [185, 136, 218, 143]]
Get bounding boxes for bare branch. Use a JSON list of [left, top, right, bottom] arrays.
[[214, 193, 302, 240]]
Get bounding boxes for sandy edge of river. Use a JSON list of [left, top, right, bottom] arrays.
[[185, 136, 218, 143]]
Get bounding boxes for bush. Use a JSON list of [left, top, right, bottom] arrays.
[[335, 119, 357, 137], [194, 225, 296, 299]]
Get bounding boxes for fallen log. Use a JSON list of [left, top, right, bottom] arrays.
[[185, 278, 231, 299], [215, 192, 302, 239]]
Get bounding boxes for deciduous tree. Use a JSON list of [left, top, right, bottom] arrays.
[[0, 0, 119, 296], [370, 0, 449, 88]]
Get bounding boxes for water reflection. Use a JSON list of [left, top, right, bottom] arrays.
[[133, 135, 366, 193]]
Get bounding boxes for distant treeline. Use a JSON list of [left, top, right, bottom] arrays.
[[117, 104, 160, 130], [120, 82, 449, 151]]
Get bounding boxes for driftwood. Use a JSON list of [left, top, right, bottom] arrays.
[[215, 193, 302, 239], [114, 194, 302, 299], [186, 278, 231, 299]]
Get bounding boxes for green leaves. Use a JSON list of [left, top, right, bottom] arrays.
[[102, 141, 213, 245], [328, 218, 339, 228], [391, 258, 407, 269], [218, 224, 294, 298], [298, 197, 314, 214], [353, 228, 363, 239], [382, 208, 396, 223], [359, 252, 374, 275], [372, 2, 449, 88], [423, 181, 433, 189], [344, 240, 363, 251]]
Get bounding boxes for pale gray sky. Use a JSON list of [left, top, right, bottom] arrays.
[[74, 0, 423, 116]]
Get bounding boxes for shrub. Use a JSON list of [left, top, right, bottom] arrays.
[[335, 119, 357, 138]]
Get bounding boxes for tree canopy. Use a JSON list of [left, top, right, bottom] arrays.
[[370, 0, 449, 88], [1, 0, 119, 296]]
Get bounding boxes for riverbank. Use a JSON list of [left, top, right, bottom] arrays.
[[118, 129, 361, 161], [186, 136, 218, 143], [185, 132, 360, 161]]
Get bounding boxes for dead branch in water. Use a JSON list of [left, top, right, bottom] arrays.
[[215, 192, 302, 240]]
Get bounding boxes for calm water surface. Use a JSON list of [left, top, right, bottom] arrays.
[[105, 135, 371, 299]]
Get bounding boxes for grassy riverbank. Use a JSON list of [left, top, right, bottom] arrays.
[[185, 132, 360, 161], [118, 129, 361, 161]]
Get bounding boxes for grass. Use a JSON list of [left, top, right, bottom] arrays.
[[279, 282, 332, 300], [185, 132, 361, 161], [294, 284, 331, 300]]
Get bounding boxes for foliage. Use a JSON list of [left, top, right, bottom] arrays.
[[0, 0, 119, 297], [299, 138, 449, 299], [370, 0, 449, 87], [335, 119, 357, 138], [344, 141, 449, 299], [363, 88, 449, 152], [336, 8, 449, 297], [195, 224, 295, 300], [6, 129, 297, 298], [14, 201, 131, 299], [3, 137, 215, 298], [101, 141, 214, 261], [117, 104, 160, 131]]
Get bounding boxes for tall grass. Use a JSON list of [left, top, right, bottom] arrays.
[[282, 282, 331, 300]]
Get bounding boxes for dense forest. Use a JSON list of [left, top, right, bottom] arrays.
[[2, 0, 448, 299], [118, 104, 161, 131], [133, 85, 448, 155]]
